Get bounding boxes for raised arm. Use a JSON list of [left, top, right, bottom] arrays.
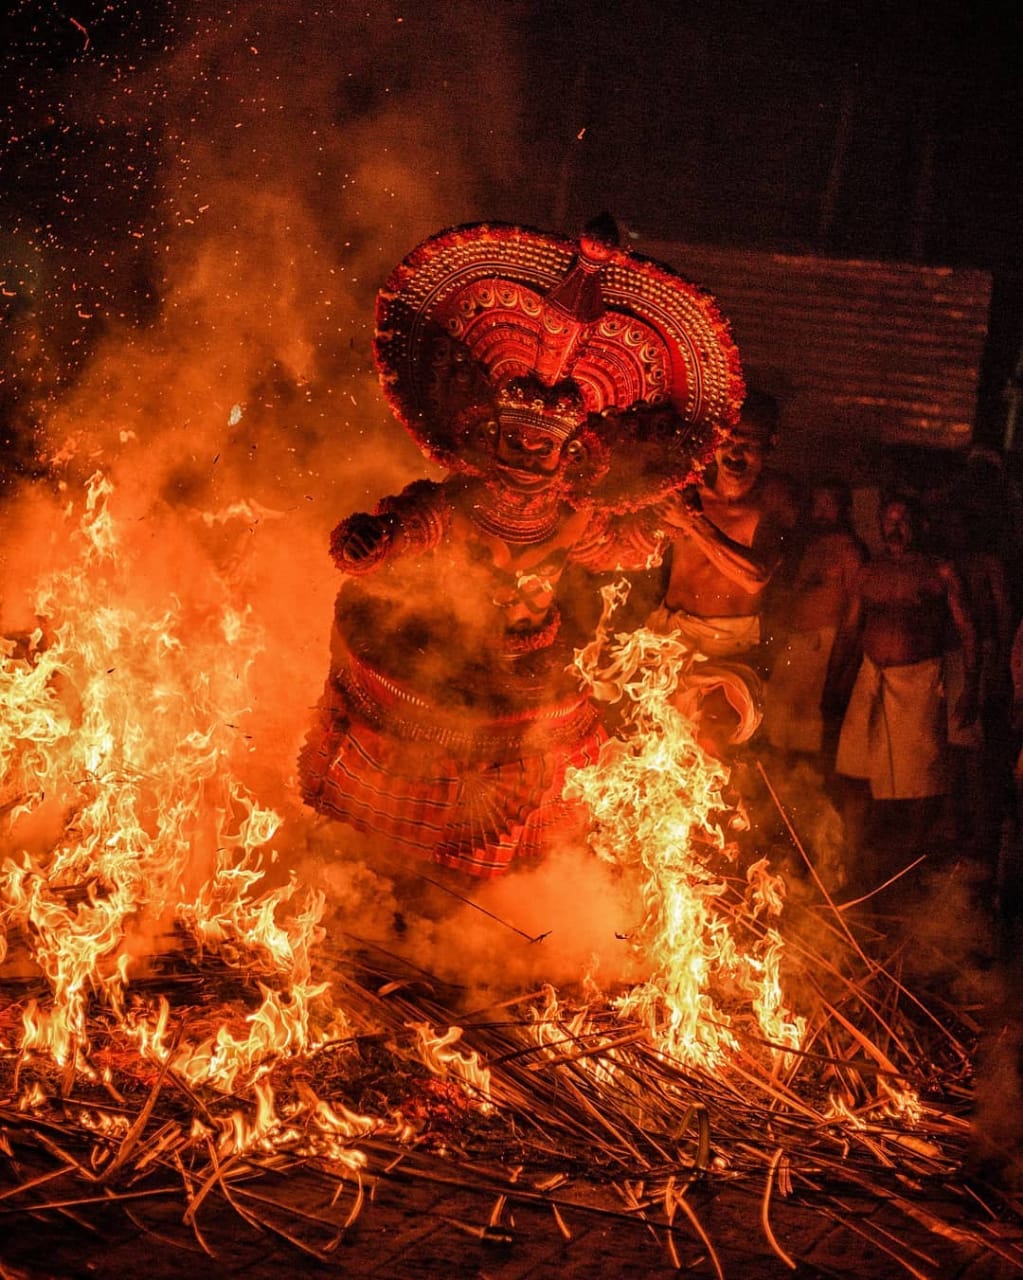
[[329, 479, 449, 575], [660, 489, 781, 594]]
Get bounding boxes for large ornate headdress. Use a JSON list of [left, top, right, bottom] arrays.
[[374, 219, 744, 508]]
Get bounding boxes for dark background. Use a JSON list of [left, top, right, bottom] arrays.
[[2, 0, 1021, 468]]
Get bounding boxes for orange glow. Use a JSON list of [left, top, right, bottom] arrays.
[[0, 474, 342, 1089]]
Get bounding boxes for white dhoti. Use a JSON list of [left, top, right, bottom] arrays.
[[764, 625, 836, 755], [836, 654, 948, 799], [646, 604, 763, 745]]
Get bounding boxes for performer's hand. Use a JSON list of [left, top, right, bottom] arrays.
[[680, 484, 703, 514], [331, 513, 391, 569], [661, 487, 700, 528]]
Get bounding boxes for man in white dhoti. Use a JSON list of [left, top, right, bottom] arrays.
[[823, 495, 978, 883]]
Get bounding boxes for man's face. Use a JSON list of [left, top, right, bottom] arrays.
[[494, 419, 570, 491], [811, 488, 841, 527], [880, 500, 916, 555], [713, 423, 768, 498]]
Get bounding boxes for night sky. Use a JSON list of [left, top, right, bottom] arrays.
[[2, 0, 1021, 475]]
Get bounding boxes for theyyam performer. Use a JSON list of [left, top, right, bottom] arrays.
[[300, 218, 744, 877]]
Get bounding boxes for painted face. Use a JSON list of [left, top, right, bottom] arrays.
[[494, 418, 576, 490], [880, 500, 916, 554], [713, 424, 768, 498]]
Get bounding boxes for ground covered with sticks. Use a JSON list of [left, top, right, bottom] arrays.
[[3, 897, 1023, 1280]]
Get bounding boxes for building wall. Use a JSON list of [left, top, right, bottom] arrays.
[[641, 239, 992, 478]]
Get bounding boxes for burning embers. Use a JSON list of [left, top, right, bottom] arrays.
[[1, 480, 804, 1091], [0, 479, 1015, 1273], [0, 473, 337, 1085]]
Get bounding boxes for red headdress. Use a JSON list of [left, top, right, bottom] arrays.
[[374, 220, 745, 509]]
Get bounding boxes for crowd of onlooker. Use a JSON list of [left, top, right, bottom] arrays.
[[756, 443, 1023, 929]]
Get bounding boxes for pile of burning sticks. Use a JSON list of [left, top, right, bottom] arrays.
[[2, 902, 1022, 1276], [2, 479, 1022, 1275]]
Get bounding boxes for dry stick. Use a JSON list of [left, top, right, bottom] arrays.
[[888, 1190, 1023, 1269], [182, 1138, 244, 1228], [171, 1150, 214, 1258], [817, 1202, 933, 1280], [233, 1183, 348, 1237], [0, 1185, 179, 1214], [666, 1184, 725, 1280], [120, 1203, 204, 1255], [223, 1180, 336, 1264], [524, 1029, 648, 1070], [839, 856, 927, 912], [415, 874, 552, 944], [0, 1163, 71, 1202], [760, 1148, 797, 1271], [100, 1039, 178, 1182], [846, 1204, 943, 1272], [758, 758, 968, 1057]]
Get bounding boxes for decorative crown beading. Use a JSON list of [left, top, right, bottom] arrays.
[[373, 221, 745, 507], [495, 377, 588, 439]]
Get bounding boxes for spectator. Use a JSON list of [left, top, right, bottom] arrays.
[[764, 478, 866, 773], [936, 498, 1013, 859], [823, 494, 978, 888]]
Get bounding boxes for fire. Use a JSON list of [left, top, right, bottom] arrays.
[[0, 473, 341, 1087], [409, 1021, 494, 1113], [0, 475, 953, 1242], [565, 583, 806, 1071]]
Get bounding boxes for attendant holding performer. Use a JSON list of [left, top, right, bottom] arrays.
[[648, 389, 795, 754]]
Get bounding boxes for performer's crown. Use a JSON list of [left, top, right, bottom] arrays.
[[495, 376, 588, 437]]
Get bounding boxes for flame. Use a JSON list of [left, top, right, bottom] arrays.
[[565, 583, 806, 1071], [0, 474, 342, 1088], [409, 1021, 494, 1113]]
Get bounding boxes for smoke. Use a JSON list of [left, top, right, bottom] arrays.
[[0, 1, 533, 815], [297, 832, 649, 998]]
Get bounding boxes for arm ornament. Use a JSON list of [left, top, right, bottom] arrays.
[[570, 507, 669, 572], [330, 479, 450, 574]]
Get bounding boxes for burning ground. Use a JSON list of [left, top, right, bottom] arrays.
[[1, 479, 1022, 1276], [2, 4, 1023, 1276]]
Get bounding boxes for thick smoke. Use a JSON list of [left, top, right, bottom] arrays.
[[0, 3, 553, 945]]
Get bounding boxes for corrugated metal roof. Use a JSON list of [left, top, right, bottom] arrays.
[[640, 240, 993, 468]]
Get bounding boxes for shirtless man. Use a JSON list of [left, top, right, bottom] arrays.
[[649, 389, 793, 751], [765, 480, 866, 764], [823, 494, 978, 877]]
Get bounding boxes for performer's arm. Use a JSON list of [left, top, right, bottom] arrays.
[[330, 479, 449, 574], [569, 506, 669, 573]]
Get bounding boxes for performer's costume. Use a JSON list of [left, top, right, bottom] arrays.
[[835, 654, 949, 798], [764, 625, 837, 755], [300, 220, 744, 876]]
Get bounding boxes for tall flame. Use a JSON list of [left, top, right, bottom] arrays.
[[565, 584, 805, 1070]]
